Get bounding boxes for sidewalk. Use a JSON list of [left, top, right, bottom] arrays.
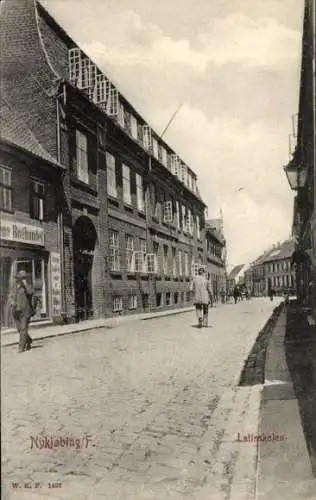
[[256, 302, 316, 500], [1, 306, 194, 348]]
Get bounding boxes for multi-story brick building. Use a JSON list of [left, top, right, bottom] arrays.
[[263, 240, 296, 296], [0, 97, 65, 329], [0, 0, 207, 322], [205, 219, 227, 301]]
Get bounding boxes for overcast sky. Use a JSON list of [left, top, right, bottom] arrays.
[[43, 0, 304, 267]]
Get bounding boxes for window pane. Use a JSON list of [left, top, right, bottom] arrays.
[[122, 164, 132, 204], [106, 154, 117, 198], [76, 130, 89, 183]]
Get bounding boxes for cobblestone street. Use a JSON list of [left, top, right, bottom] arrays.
[[2, 298, 280, 500]]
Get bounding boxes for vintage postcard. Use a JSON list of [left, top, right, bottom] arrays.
[[1, 0, 315, 498]]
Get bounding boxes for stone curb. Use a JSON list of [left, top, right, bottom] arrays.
[[255, 304, 316, 500]]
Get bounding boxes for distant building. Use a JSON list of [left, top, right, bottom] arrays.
[[227, 264, 245, 292], [205, 219, 227, 301], [263, 240, 295, 296]]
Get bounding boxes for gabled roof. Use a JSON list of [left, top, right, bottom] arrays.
[[263, 240, 294, 263], [0, 96, 64, 169], [228, 264, 245, 281]]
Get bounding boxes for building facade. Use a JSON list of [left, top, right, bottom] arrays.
[[262, 240, 296, 296], [205, 219, 227, 301], [284, 0, 316, 316], [0, 0, 207, 323], [0, 98, 65, 329]]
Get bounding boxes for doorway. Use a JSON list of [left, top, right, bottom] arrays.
[[73, 216, 97, 322]]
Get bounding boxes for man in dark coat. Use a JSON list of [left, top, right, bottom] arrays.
[[9, 270, 34, 353]]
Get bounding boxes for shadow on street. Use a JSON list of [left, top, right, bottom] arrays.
[[284, 303, 316, 476], [238, 303, 283, 387]]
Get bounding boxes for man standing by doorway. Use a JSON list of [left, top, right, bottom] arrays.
[[9, 270, 34, 353]]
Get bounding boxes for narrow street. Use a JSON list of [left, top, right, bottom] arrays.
[[2, 298, 280, 500]]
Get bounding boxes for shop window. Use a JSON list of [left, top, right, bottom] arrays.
[[30, 180, 45, 221], [106, 152, 117, 198], [129, 294, 137, 310], [0, 166, 12, 212], [75, 129, 89, 184], [15, 257, 48, 321], [166, 292, 171, 306], [113, 295, 123, 312]]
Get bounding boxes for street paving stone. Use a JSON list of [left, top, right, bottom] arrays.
[[2, 298, 280, 499]]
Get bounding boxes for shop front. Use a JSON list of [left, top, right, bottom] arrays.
[[0, 216, 62, 329]]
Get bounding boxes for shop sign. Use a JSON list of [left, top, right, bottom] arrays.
[[50, 252, 62, 317], [0, 217, 45, 246]]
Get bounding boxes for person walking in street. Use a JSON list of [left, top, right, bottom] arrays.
[[233, 285, 240, 304], [9, 270, 35, 353], [191, 267, 213, 328]]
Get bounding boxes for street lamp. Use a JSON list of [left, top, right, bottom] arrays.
[[284, 157, 308, 191]]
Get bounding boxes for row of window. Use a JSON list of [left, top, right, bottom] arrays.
[[267, 260, 291, 274], [74, 136, 202, 237], [112, 291, 192, 312], [207, 241, 222, 258], [270, 274, 294, 288], [69, 49, 198, 193], [109, 230, 203, 276], [0, 166, 45, 220]]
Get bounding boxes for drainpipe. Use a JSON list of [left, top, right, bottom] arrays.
[[56, 83, 66, 320]]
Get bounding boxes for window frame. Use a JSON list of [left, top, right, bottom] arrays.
[[30, 179, 45, 222], [112, 295, 123, 312], [0, 166, 13, 212], [106, 152, 117, 198], [122, 163, 132, 205], [109, 230, 120, 271], [126, 234, 134, 272], [128, 294, 138, 310], [75, 129, 89, 184], [136, 173, 145, 212]]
